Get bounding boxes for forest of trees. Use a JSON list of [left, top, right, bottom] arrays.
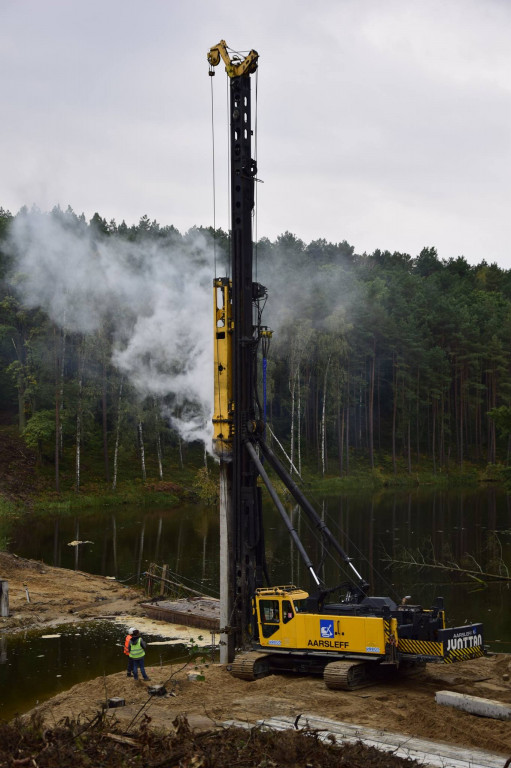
[[1, 204, 511, 493]]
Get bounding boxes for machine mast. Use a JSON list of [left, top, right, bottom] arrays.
[[209, 41, 265, 657]]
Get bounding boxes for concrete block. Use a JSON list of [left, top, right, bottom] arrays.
[[435, 690, 511, 720], [148, 685, 167, 696], [108, 697, 125, 708]]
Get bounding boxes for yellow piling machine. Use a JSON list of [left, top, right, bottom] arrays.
[[209, 40, 485, 689]]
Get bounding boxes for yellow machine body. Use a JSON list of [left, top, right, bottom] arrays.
[[253, 587, 484, 664], [212, 278, 234, 459], [254, 587, 394, 659]]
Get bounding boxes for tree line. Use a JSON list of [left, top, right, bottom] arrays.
[[1, 204, 510, 492], [256, 232, 511, 475]]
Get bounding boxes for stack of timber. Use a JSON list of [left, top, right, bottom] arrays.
[[141, 596, 220, 631]]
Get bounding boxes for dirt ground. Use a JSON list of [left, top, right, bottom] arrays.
[[0, 551, 145, 631], [3, 552, 511, 760], [30, 656, 511, 758]]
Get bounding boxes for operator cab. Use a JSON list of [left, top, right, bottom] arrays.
[[255, 586, 308, 638]]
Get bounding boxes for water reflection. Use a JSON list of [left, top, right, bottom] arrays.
[[265, 487, 511, 651], [10, 503, 221, 597], [6, 488, 511, 648], [0, 621, 198, 722]]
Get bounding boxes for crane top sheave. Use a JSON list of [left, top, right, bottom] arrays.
[[208, 40, 259, 78]]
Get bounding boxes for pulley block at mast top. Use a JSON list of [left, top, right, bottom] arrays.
[[207, 40, 259, 78]]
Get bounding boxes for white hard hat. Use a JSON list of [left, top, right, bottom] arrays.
[[128, 627, 136, 634]]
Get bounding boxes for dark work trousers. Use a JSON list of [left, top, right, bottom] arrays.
[[132, 657, 149, 680]]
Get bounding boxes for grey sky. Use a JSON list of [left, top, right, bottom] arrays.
[[1, 0, 509, 266]]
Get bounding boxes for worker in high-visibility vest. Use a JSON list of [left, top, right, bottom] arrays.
[[128, 628, 150, 681], [124, 627, 135, 677]]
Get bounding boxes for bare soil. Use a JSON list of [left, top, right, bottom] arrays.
[[3, 552, 511, 760], [30, 656, 511, 758], [0, 551, 144, 631]]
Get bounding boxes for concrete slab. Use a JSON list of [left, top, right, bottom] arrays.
[[436, 690, 511, 721], [225, 713, 509, 768]]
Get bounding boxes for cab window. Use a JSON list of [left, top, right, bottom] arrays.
[[293, 599, 306, 613], [259, 599, 280, 638], [282, 600, 294, 624]]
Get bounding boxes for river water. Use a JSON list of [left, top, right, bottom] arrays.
[[1, 485, 511, 719]]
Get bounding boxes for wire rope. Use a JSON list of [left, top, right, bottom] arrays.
[[262, 433, 401, 601], [254, 67, 258, 284], [210, 71, 217, 279], [146, 564, 220, 599], [226, 72, 231, 280], [166, 567, 220, 598], [210, 68, 222, 431]]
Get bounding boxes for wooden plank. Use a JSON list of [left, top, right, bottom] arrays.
[[160, 564, 168, 597], [105, 733, 140, 747]]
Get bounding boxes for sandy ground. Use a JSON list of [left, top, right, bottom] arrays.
[[3, 552, 511, 758], [0, 551, 145, 631], [31, 657, 511, 758]]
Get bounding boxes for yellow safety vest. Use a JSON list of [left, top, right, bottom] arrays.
[[129, 638, 145, 659]]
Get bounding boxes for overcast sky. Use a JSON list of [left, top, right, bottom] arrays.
[[1, 0, 510, 266]]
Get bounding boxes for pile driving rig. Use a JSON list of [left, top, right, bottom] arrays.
[[208, 40, 485, 689]]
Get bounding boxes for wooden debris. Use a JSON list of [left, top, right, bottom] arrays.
[[105, 733, 140, 747]]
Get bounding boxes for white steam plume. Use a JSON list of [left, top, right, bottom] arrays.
[[7, 209, 216, 447]]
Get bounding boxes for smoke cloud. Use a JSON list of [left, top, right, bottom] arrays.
[[7, 208, 217, 447]]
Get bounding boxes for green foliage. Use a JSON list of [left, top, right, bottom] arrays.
[[2, 204, 511, 503], [187, 634, 209, 680], [22, 409, 55, 453], [0, 496, 16, 515], [0, 495, 17, 550], [480, 463, 511, 484], [193, 467, 219, 505], [488, 406, 511, 437]]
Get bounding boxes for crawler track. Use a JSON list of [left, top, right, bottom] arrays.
[[230, 652, 271, 681], [323, 660, 372, 690]]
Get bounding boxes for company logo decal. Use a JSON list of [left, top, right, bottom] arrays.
[[320, 619, 334, 638], [268, 639, 281, 646], [446, 633, 482, 652], [307, 639, 349, 649]]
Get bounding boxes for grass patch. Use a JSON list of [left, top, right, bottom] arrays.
[[31, 485, 182, 513], [300, 454, 493, 494], [0, 496, 17, 516]]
